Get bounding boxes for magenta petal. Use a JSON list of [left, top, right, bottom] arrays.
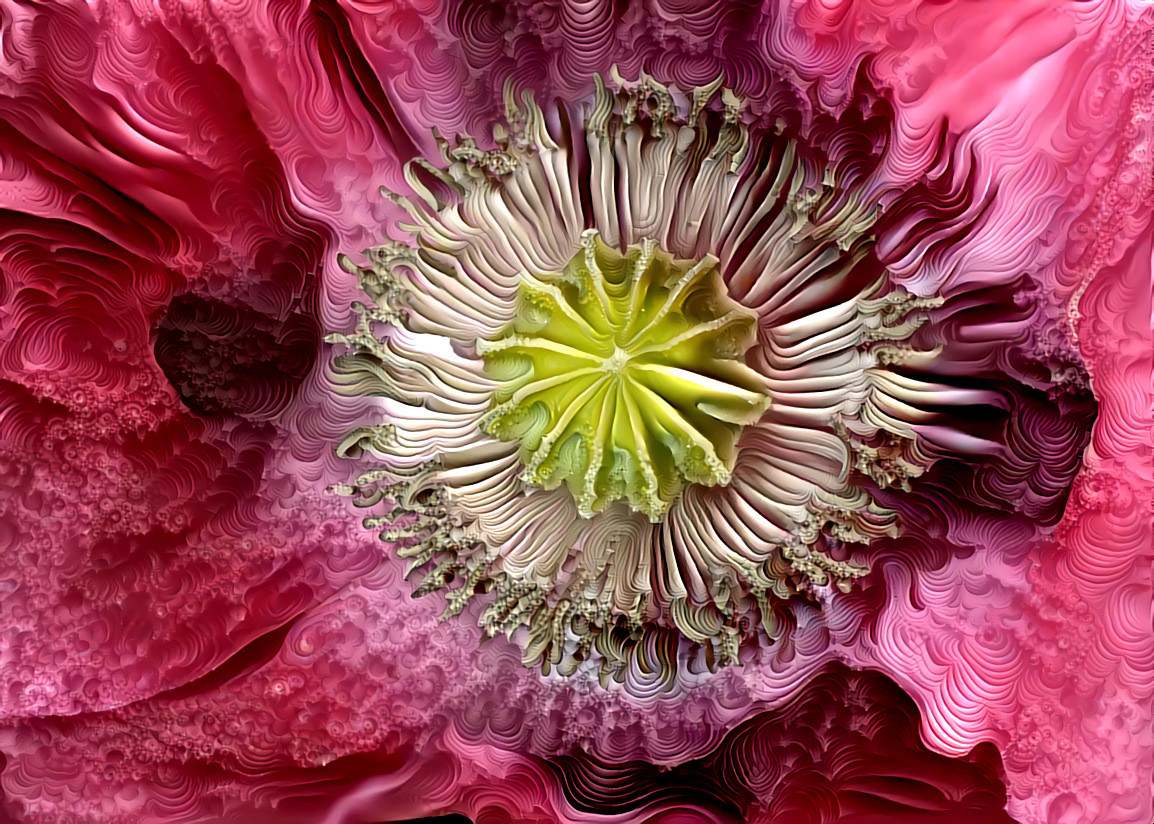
[[0, 0, 383, 719]]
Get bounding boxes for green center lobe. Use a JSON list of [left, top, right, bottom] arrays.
[[479, 232, 768, 522]]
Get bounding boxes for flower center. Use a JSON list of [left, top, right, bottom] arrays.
[[602, 346, 630, 376], [478, 230, 769, 522]]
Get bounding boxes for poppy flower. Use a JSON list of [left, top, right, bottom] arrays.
[[0, 1, 1147, 823]]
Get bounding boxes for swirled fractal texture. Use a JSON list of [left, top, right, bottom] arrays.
[[0, 0, 1150, 822]]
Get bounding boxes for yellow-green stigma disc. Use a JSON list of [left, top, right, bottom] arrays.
[[478, 231, 769, 522]]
